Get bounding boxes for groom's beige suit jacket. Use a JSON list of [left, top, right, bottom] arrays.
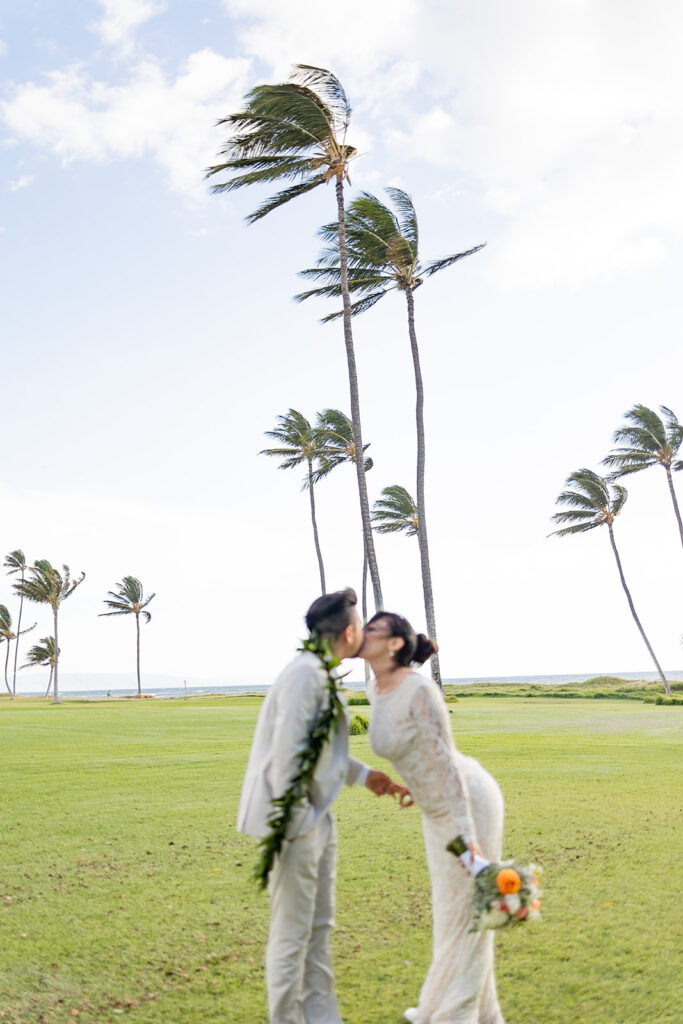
[[237, 651, 369, 840]]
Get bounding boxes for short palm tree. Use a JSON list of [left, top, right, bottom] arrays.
[[603, 404, 683, 547], [550, 469, 670, 694], [371, 486, 419, 537], [100, 577, 155, 698], [4, 549, 28, 695], [315, 408, 374, 625], [297, 188, 484, 687], [207, 64, 383, 610], [261, 409, 329, 593], [21, 636, 58, 699], [0, 605, 36, 698], [13, 560, 85, 704]]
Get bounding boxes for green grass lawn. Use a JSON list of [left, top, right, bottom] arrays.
[[0, 695, 681, 1024]]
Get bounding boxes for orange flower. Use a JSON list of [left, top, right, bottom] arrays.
[[496, 868, 521, 895], [531, 899, 541, 910]]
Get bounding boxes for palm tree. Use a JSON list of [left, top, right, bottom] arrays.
[[315, 408, 374, 628], [4, 549, 28, 695], [100, 577, 155, 698], [371, 485, 419, 537], [297, 189, 484, 686], [21, 636, 58, 699], [207, 64, 383, 610], [550, 469, 671, 695], [603, 404, 683, 547], [261, 409, 328, 592], [13, 561, 85, 704], [0, 605, 36, 698]]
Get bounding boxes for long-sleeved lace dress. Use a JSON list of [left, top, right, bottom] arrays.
[[367, 672, 505, 1024]]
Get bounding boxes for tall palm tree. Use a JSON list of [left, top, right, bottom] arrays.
[[21, 636, 58, 700], [603, 404, 683, 547], [315, 408, 374, 639], [13, 561, 85, 704], [297, 189, 483, 686], [4, 549, 28, 695], [0, 606, 36, 698], [550, 469, 671, 695], [207, 64, 383, 610], [261, 409, 328, 592], [100, 577, 155, 698]]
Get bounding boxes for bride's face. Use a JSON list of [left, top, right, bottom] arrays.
[[359, 617, 400, 661]]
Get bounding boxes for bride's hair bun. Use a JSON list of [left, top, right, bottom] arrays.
[[414, 634, 438, 666]]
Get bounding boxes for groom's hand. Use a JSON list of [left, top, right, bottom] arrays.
[[365, 769, 396, 796], [365, 771, 412, 807]]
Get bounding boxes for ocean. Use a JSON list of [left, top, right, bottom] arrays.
[[22, 669, 682, 700]]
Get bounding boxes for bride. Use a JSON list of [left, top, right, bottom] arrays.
[[360, 612, 505, 1024]]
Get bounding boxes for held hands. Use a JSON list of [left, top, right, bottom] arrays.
[[365, 770, 414, 808]]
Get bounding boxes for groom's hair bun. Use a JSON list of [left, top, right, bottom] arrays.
[[305, 587, 357, 640], [414, 634, 439, 666]]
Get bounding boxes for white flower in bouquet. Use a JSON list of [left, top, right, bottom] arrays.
[[479, 907, 508, 930], [504, 893, 521, 914]]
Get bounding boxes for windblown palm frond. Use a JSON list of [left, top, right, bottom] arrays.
[[313, 409, 372, 483], [372, 486, 419, 537], [603, 404, 683, 475], [260, 409, 326, 489], [21, 636, 57, 669], [100, 577, 155, 623], [603, 403, 683, 549], [4, 550, 27, 574], [207, 65, 356, 223], [550, 469, 626, 537], [14, 561, 85, 610], [296, 189, 485, 318]]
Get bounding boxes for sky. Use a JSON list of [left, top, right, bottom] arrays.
[[2, 0, 683, 690]]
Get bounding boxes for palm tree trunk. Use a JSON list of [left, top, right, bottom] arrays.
[[45, 665, 53, 699], [405, 289, 442, 689], [53, 607, 60, 704], [136, 614, 142, 697], [4, 641, 13, 698], [13, 576, 24, 694], [665, 466, 683, 548], [362, 538, 371, 686], [335, 176, 383, 612], [308, 460, 326, 593], [607, 523, 670, 694]]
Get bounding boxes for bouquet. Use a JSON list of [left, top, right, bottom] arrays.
[[446, 836, 542, 932]]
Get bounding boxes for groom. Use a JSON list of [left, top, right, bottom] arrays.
[[237, 587, 406, 1024]]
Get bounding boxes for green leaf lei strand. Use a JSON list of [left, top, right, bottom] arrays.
[[255, 633, 347, 890]]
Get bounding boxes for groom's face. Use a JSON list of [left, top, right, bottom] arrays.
[[345, 609, 365, 658]]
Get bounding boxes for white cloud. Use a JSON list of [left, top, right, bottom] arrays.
[[8, 174, 35, 191], [92, 0, 166, 52], [223, 0, 419, 84], [0, 50, 251, 199]]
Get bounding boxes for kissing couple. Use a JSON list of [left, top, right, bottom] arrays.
[[238, 588, 506, 1024]]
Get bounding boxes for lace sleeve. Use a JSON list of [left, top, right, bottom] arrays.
[[408, 683, 477, 846]]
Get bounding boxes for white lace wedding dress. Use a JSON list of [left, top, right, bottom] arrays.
[[366, 672, 505, 1024]]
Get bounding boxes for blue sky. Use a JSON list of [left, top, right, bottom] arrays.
[[2, 1, 683, 689]]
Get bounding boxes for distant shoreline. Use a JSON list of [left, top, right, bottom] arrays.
[[6, 669, 683, 701]]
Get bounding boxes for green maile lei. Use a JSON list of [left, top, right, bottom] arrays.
[[255, 633, 347, 890]]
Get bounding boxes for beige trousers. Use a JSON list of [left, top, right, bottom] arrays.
[[266, 811, 341, 1024]]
